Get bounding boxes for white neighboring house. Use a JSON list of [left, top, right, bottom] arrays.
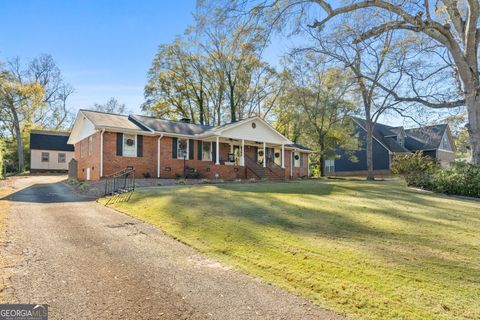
[[30, 130, 74, 172]]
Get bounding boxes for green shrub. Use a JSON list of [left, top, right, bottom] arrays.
[[392, 152, 480, 198], [429, 162, 480, 198], [391, 152, 439, 188]]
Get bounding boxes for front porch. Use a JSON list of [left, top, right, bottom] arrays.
[[173, 136, 289, 180]]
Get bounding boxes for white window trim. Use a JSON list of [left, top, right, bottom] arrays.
[[293, 152, 301, 167], [88, 136, 94, 155], [202, 141, 212, 161], [177, 138, 189, 160], [122, 134, 137, 158]]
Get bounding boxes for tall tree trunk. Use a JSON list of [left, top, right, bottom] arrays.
[[229, 85, 236, 122], [319, 137, 326, 177], [10, 106, 24, 172], [365, 120, 374, 181], [466, 92, 480, 164]]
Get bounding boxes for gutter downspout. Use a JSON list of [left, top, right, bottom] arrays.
[[100, 129, 105, 177], [157, 134, 163, 178]]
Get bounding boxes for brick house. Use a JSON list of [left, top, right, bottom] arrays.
[[67, 110, 311, 181]]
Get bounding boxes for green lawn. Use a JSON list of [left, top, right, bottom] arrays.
[[103, 180, 480, 320]]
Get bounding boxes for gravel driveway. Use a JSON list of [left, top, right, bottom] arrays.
[[1, 175, 344, 319]]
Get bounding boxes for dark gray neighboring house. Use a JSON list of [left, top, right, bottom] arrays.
[[324, 117, 456, 176]]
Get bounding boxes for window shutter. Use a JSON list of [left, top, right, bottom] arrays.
[[212, 142, 217, 163], [137, 135, 143, 157], [189, 139, 194, 160], [172, 137, 177, 158], [197, 140, 203, 160], [116, 133, 123, 156]]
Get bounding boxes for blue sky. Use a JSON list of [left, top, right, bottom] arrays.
[[0, 1, 458, 127], [0, 1, 199, 113], [0, 0, 302, 115]]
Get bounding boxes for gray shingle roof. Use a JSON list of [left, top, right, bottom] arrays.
[[352, 117, 411, 153], [81, 110, 148, 132], [131, 115, 213, 135], [351, 116, 448, 153], [404, 124, 447, 151], [287, 143, 312, 151]]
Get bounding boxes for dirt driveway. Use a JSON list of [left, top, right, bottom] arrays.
[[0, 175, 344, 320]]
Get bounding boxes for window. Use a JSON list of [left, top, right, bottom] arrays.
[[41, 152, 49, 162], [325, 159, 335, 173], [202, 141, 212, 161], [177, 139, 189, 159], [58, 153, 66, 163], [88, 136, 93, 155], [123, 134, 137, 157]]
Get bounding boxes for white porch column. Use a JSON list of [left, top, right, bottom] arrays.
[[281, 144, 285, 168], [241, 139, 245, 166], [215, 136, 220, 165], [263, 142, 266, 168]]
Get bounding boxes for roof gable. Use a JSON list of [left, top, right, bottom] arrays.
[[210, 117, 293, 145], [404, 124, 448, 151]]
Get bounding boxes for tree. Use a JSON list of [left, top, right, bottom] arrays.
[[276, 54, 357, 175], [238, 0, 480, 163], [144, 38, 210, 124], [318, 23, 407, 179], [0, 55, 72, 172], [0, 69, 44, 172], [144, 10, 281, 125], [94, 97, 129, 114]]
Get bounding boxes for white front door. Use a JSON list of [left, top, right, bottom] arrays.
[[86, 167, 91, 180]]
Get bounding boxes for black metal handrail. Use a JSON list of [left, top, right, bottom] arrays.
[[104, 167, 135, 196]]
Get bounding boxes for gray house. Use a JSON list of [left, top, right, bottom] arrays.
[[324, 117, 456, 176]]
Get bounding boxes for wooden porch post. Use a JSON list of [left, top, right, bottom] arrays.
[[263, 142, 266, 168], [215, 136, 220, 165], [241, 139, 245, 166], [281, 144, 285, 168]]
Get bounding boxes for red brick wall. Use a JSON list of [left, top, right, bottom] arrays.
[[74, 132, 101, 180], [157, 137, 245, 180], [102, 132, 158, 178], [75, 131, 310, 181], [284, 150, 309, 178]]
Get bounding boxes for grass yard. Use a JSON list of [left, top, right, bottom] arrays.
[[103, 180, 480, 320]]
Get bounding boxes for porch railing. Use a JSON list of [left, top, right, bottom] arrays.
[[104, 167, 135, 196]]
